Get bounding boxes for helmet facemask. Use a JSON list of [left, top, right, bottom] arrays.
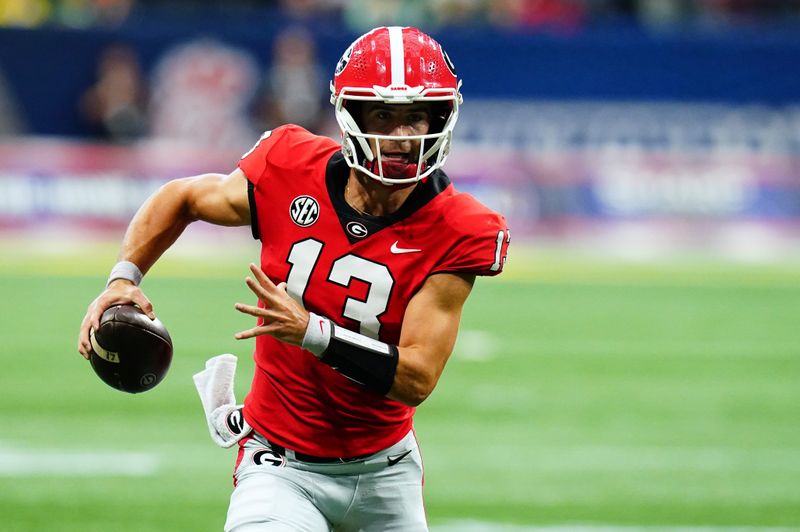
[[333, 89, 461, 185]]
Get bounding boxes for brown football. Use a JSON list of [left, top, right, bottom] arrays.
[[89, 304, 173, 393]]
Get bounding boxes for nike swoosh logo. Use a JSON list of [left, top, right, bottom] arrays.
[[387, 449, 413, 467], [390, 241, 421, 254]]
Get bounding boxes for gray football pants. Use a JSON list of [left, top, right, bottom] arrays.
[[225, 430, 428, 532]]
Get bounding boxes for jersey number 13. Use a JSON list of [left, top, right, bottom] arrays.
[[286, 239, 394, 340]]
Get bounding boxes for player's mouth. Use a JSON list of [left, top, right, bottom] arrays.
[[382, 152, 410, 163]]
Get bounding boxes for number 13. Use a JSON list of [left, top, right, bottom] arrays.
[[285, 239, 394, 340]]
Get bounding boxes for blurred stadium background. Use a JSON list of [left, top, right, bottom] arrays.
[[1, 1, 799, 531]]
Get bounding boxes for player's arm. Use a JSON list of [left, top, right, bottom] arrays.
[[118, 168, 251, 274], [234, 264, 475, 407], [77, 169, 251, 358], [389, 272, 474, 405]]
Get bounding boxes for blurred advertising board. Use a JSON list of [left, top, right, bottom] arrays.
[[0, 138, 240, 232], [451, 101, 800, 233], [1, 101, 799, 256]]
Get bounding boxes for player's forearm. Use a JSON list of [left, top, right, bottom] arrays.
[[300, 313, 446, 407], [388, 346, 444, 406], [117, 179, 196, 274], [387, 273, 472, 405]]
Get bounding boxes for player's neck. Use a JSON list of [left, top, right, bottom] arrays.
[[345, 171, 417, 217]]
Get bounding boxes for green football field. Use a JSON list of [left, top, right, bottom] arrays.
[[1, 242, 799, 531]]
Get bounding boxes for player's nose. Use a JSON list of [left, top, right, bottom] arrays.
[[389, 122, 417, 138]]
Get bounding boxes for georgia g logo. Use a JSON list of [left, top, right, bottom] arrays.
[[226, 408, 246, 435], [346, 221, 368, 238], [252, 449, 286, 468], [290, 196, 320, 227], [139, 373, 156, 388]]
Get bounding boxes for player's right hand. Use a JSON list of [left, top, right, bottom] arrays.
[[77, 279, 156, 359]]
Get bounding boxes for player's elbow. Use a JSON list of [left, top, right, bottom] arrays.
[[157, 174, 233, 222], [404, 385, 434, 407], [391, 365, 440, 407], [393, 385, 431, 408], [153, 178, 195, 221]]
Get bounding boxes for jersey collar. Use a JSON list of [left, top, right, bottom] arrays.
[[325, 151, 450, 245]]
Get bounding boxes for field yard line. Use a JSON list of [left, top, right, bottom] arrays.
[[429, 445, 800, 473], [0, 443, 159, 477], [432, 521, 799, 532]]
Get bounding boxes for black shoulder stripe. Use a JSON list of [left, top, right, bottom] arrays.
[[247, 180, 260, 240]]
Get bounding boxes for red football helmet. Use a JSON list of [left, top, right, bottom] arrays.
[[330, 26, 463, 184]]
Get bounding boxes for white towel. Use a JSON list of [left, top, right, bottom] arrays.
[[193, 354, 252, 448]]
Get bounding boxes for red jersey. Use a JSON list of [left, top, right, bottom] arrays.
[[238, 125, 510, 457]]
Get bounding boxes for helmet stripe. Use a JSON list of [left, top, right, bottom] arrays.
[[388, 26, 405, 87]]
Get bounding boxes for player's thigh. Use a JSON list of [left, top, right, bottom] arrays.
[[342, 450, 427, 532], [225, 464, 331, 532]]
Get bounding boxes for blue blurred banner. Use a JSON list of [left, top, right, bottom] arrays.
[[1, 24, 800, 136]]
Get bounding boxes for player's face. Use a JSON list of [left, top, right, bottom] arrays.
[[361, 102, 431, 164]]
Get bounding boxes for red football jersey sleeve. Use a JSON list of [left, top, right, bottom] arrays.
[[239, 125, 338, 186], [238, 131, 275, 183], [430, 194, 510, 276]]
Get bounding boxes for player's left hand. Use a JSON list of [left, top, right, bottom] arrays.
[[234, 263, 309, 346]]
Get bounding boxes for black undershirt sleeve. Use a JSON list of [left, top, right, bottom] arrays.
[[247, 180, 260, 240]]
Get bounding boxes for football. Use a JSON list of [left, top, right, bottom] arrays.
[[89, 304, 173, 393]]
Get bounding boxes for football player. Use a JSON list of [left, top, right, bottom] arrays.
[[78, 26, 510, 531]]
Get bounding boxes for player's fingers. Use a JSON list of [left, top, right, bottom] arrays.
[[234, 325, 273, 340], [234, 302, 268, 318], [77, 320, 91, 359], [80, 302, 103, 359], [249, 263, 277, 291], [275, 282, 288, 292], [234, 305, 286, 330], [88, 307, 103, 339], [78, 332, 90, 357], [244, 276, 273, 302], [130, 291, 156, 320], [234, 327, 254, 340], [78, 312, 91, 347], [236, 319, 288, 340]]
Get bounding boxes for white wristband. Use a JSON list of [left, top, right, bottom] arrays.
[[107, 261, 143, 287], [301, 312, 332, 358]]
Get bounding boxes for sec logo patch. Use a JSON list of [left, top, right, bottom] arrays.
[[290, 196, 320, 227]]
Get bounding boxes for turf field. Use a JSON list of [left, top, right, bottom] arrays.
[[1, 242, 799, 531]]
